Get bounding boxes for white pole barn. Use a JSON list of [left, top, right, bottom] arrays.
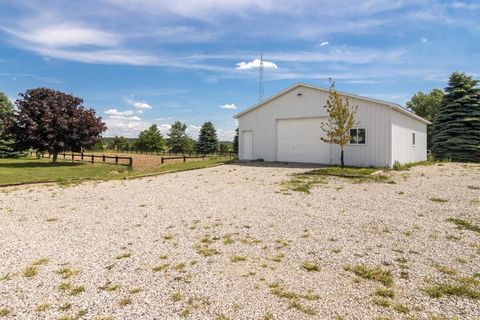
[[234, 83, 430, 168]]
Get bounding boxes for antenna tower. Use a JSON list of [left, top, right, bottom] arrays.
[[259, 53, 264, 102]]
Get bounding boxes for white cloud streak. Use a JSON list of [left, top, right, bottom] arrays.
[[125, 98, 153, 109], [235, 59, 278, 70], [219, 103, 237, 109]]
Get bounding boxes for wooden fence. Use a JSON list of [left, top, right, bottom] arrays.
[[160, 155, 206, 164], [101, 149, 236, 157], [30, 151, 133, 168]]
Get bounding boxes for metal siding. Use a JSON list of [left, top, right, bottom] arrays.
[[237, 86, 401, 167], [391, 111, 428, 164]]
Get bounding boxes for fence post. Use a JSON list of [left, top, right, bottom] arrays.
[[91, 155, 94, 163], [183, 155, 186, 162], [103, 155, 105, 162], [81, 152, 84, 160], [115, 156, 118, 165], [161, 157, 164, 165], [71, 152, 74, 163], [128, 157, 133, 169]]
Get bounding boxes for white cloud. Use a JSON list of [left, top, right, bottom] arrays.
[[155, 117, 172, 121], [219, 103, 237, 109], [125, 98, 153, 109], [104, 108, 141, 120], [421, 37, 428, 43], [235, 59, 278, 70], [317, 41, 329, 46]]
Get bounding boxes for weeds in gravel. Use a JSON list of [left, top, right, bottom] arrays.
[[373, 298, 390, 307], [171, 291, 182, 302], [230, 255, 246, 262], [115, 252, 132, 259], [129, 287, 142, 294], [174, 263, 186, 271], [223, 235, 234, 245], [429, 197, 448, 203], [0, 308, 11, 317], [467, 185, 479, 190], [22, 265, 39, 278], [152, 264, 169, 272], [180, 296, 211, 318], [99, 280, 120, 292], [432, 263, 457, 275], [424, 282, 480, 299], [269, 253, 285, 262], [95, 317, 113, 320], [392, 303, 409, 313], [263, 312, 274, 320], [35, 303, 52, 312], [58, 282, 85, 296], [446, 218, 480, 234], [163, 234, 174, 240], [46, 217, 59, 222], [32, 257, 49, 266], [375, 288, 395, 298], [58, 303, 72, 311], [56, 267, 80, 279], [344, 265, 394, 287], [301, 261, 320, 272], [195, 244, 219, 257], [288, 300, 317, 315], [118, 297, 132, 307]]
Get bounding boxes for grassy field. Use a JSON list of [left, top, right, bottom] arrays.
[[0, 157, 233, 186]]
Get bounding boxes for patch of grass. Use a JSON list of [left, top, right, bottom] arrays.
[[223, 235, 234, 245], [375, 288, 395, 298], [163, 234, 174, 240], [301, 261, 320, 272], [35, 303, 52, 312], [0, 308, 11, 317], [446, 218, 480, 234], [171, 291, 182, 302], [58, 282, 85, 296], [23, 265, 39, 278], [195, 245, 219, 257], [230, 255, 246, 263], [433, 263, 457, 275], [269, 253, 285, 262], [288, 300, 316, 315], [392, 303, 409, 313], [56, 267, 80, 279], [344, 264, 394, 287], [392, 160, 435, 171], [424, 282, 480, 299], [129, 287, 143, 294], [118, 297, 132, 307], [152, 264, 169, 272], [373, 298, 390, 307], [263, 312, 274, 320], [429, 197, 448, 203], [46, 217, 59, 222], [173, 263, 186, 271], [467, 185, 479, 190], [270, 285, 320, 301], [115, 252, 132, 259], [99, 280, 120, 292]]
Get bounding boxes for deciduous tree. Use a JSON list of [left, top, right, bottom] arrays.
[[167, 121, 191, 153], [14, 88, 106, 162], [320, 80, 357, 169], [196, 121, 218, 154], [406, 88, 444, 148], [0, 92, 21, 157], [432, 72, 480, 161], [134, 125, 164, 152]]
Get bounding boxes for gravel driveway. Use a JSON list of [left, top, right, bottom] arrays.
[[0, 162, 479, 320]]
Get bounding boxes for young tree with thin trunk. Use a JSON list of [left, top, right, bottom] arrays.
[[320, 80, 357, 169], [13, 88, 106, 162]]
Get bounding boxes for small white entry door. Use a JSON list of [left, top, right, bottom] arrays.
[[242, 131, 253, 160]]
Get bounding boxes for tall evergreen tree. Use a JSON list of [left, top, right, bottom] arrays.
[[196, 121, 218, 154], [406, 88, 444, 148], [0, 92, 21, 157], [432, 72, 480, 161], [233, 128, 239, 154]]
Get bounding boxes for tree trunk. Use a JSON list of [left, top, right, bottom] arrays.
[[340, 147, 344, 169], [52, 152, 58, 163]]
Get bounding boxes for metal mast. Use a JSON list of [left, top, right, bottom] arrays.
[[259, 53, 264, 102]]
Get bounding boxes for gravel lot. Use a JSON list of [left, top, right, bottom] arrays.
[[0, 162, 479, 320]]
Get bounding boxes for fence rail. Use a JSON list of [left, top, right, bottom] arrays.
[[160, 155, 206, 164], [97, 149, 236, 157], [30, 151, 133, 168]]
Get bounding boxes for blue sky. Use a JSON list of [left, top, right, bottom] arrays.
[[1, 0, 479, 140]]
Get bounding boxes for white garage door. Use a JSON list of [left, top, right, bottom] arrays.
[[277, 118, 331, 164]]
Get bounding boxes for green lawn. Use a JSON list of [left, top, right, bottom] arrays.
[[0, 157, 233, 186]]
